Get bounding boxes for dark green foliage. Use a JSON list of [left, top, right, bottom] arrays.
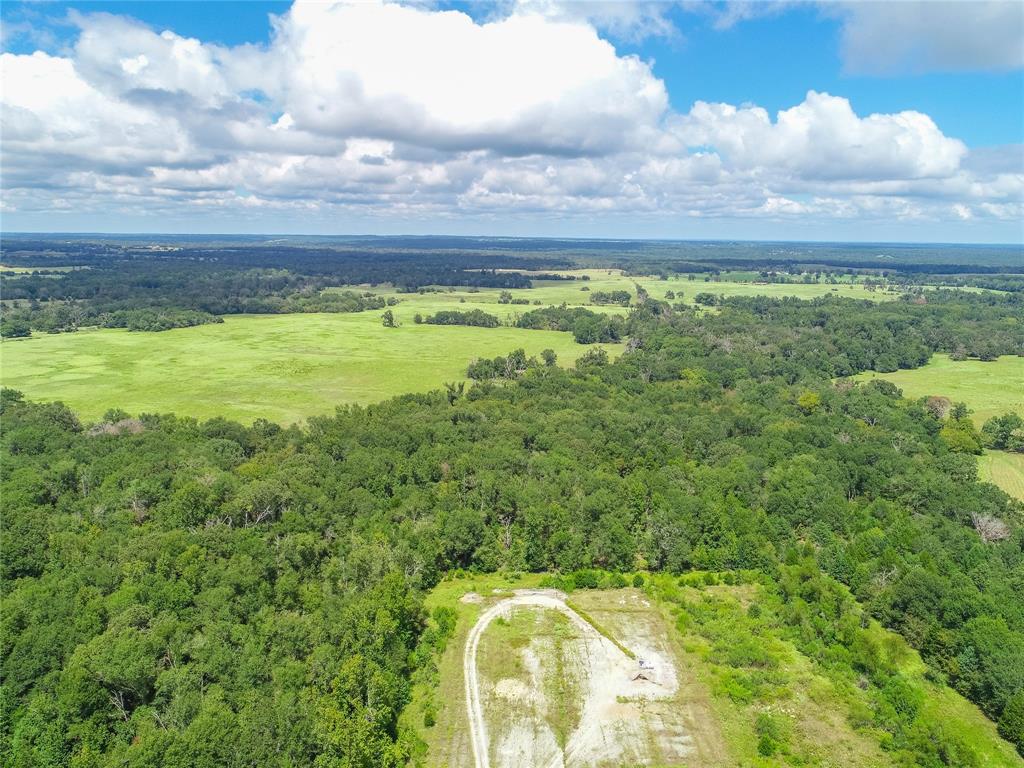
[[103, 308, 222, 332], [694, 292, 719, 306], [2, 284, 1023, 764], [589, 290, 631, 306], [0, 316, 32, 337], [1000, 692, 1024, 753], [422, 309, 500, 328], [466, 348, 535, 380], [515, 305, 626, 344], [755, 712, 788, 756], [983, 413, 1024, 452]]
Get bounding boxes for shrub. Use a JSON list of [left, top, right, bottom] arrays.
[[755, 712, 788, 756]]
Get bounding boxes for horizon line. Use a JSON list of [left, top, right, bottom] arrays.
[[2, 231, 1022, 249]]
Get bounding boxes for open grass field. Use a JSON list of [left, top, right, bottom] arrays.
[[1, 264, 84, 274], [0, 268, 890, 427], [337, 269, 901, 321], [978, 451, 1024, 501], [0, 269, 988, 427], [854, 354, 1024, 426], [0, 313, 618, 425]]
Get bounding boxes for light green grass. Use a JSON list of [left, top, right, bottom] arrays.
[[1, 264, 84, 274], [978, 450, 1024, 501], [854, 354, 1024, 426], [648, 574, 1023, 767], [342, 269, 899, 319], [0, 314, 620, 425], [0, 269, 948, 427]]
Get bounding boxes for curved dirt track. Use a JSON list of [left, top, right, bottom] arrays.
[[463, 589, 674, 768]]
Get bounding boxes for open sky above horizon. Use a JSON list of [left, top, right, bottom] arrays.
[[2, 0, 1023, 243]]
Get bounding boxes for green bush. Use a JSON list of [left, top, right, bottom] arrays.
[[755, 712, 788, 756]]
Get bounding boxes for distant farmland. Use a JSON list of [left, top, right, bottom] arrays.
[[0, 269, 894, 425]]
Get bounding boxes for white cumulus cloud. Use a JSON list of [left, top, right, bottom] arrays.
[[0, 0, 1020, 237], [674, 91, 968, 180]]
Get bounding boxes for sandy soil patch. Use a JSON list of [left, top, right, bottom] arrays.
[[464, 589, 692, 768]]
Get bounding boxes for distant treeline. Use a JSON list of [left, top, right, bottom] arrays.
[[0, 243, 580, 336], [0, 290, 391, 337]]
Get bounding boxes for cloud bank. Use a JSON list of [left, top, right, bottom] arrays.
[[1, 0, 1021, 235]]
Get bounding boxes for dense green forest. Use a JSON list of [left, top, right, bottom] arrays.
[[3, 282, 1023, 766]]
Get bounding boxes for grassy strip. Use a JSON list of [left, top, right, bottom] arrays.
[[565, 598, 636, 660]]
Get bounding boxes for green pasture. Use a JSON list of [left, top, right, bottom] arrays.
[[334, 268, 900, 321], [854, 353, 1023, 501], [0, 313, 619, 425], [0, 270, 981, 427], [979, 451, 1024, 501], [854, 354, 1023, 426]]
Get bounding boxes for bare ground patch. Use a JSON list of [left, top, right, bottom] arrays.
[[467, 588, 716, 768]]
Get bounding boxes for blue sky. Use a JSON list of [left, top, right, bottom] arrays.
[[2, 0, 1022, 242]]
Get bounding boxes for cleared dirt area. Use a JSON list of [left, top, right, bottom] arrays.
[[463, 588, 707, 768]]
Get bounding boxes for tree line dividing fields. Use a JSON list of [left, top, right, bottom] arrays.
[[0, 268, 897, 423], [854, 354, 1024, 500]]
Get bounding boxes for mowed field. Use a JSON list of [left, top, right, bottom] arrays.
[[854, 354, 1024, 426], [978, 451, 1024, 501], [0, 313, 615, 425]]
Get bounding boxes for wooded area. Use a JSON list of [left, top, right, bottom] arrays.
[[3, 280, 1023, 765]]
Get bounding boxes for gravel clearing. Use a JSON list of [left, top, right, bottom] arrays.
[[464, 588, 690, 768]]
